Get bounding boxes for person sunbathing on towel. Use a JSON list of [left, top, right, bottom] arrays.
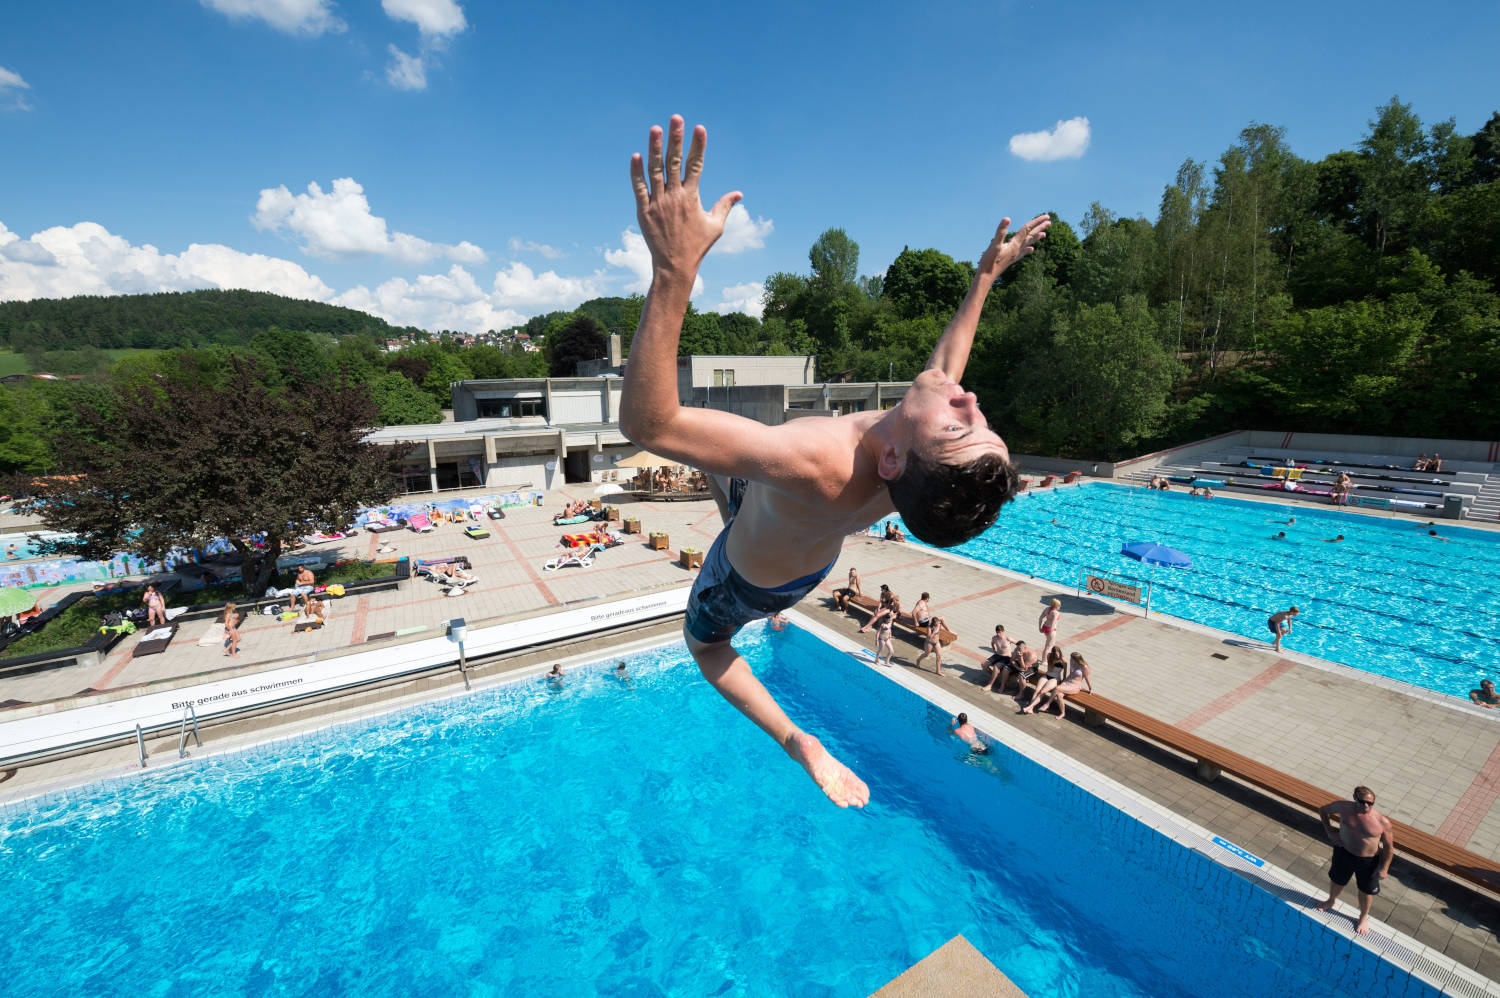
[[618, 116, 1044, 807]]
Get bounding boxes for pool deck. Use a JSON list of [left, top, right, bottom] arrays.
[[3, 479, 1498, 980]]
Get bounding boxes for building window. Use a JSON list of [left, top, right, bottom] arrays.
[[712, 369, 736, 387], [478, 398, 547, 419]]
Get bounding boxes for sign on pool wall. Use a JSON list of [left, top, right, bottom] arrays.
[[1347, 495, 1391, 510], [1085, 574, 1143, 605]]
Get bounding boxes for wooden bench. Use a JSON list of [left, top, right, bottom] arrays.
[[843, 594, 957, 646], [1070, 691, 1500, 896]]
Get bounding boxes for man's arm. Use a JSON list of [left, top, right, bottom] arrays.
[[619, 117, 820, 485], [1318, 801, 1344, 842], [925, 214, 1051, 382], [1378, 822, 1395, 877]]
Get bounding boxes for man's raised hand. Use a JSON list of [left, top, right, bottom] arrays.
[[630, 115, 742, 282], [977, 213, 1052, 281]]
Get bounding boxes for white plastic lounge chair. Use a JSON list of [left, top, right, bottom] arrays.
[[543, 543, 605, 571]]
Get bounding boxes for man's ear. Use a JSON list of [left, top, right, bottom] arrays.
[[877, 440, 905, 482]]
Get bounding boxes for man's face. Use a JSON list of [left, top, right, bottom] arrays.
[[896, 369, 1009, 466]]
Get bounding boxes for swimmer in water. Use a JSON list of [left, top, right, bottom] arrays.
[[950, 713, 989, 754]]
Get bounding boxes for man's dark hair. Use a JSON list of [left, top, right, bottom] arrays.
[[887, 450, 1020, 547]]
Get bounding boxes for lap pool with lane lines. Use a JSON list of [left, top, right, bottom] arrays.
[[0, 623, 1457, 997], [904, 482, 1500, 698]]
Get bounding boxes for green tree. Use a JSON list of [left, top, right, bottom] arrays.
[[546, 314, 607, 376], [882, 247, 971, 320], [373, 371, 442, 425], [809, 228, 860, 288]]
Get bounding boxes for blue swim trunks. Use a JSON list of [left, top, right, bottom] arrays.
[[685, 478, 835, 644]]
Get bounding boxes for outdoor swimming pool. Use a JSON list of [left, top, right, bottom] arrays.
[[907, 482, 1500, 697], [2, 624, 1437, 997]]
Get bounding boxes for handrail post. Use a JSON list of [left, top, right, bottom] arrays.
[[136, 724, 147, 769], [177, 703, 202, 758]]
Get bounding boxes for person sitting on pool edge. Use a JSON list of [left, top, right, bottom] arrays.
[[618, 115, 1045, 807], [884, 520, 906, 542], [1470, 679, 1498, 708]]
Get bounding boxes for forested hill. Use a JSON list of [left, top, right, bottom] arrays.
[[0, 289, 410, 352]]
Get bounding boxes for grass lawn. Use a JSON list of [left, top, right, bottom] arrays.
[[2, 589, 145, 657], [0, 350, 27, 377]]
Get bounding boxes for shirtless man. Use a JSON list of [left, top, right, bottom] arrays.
[[1314, 787, 1394, 935], [1470, 679, 1498, 708], [620, 116, 1045, 807], [997, 640, 1036, 700], [1268, 606, 1299, 652], [911, 592, 932, 628], [950, 713, 988, 754], [835, 566, 861, 612], [981, 624, 1015, 692]]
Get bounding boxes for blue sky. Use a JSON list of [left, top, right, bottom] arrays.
[[2, 0, 1497, 333]]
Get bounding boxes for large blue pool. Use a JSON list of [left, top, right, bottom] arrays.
[[2, 625, 1431, 997], [909, 483, 1500, 698]]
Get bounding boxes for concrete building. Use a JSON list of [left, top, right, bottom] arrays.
[[368, 353, 908, 495]]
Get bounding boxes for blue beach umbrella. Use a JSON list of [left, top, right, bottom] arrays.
[[1120, 541, 1193, 569]]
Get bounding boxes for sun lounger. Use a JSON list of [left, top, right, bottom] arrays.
[[464, 524, 490, 540], [365, 518, 402, 533], [543, 543, 605, 571], [134, 624, 178, 657], [406, 513, 435, 533]]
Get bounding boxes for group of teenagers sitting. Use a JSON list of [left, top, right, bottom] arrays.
[[979, 619, 1095, 720]]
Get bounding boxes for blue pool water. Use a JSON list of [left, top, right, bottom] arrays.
[[909, 483, 1500, 698], [1, 625, 1428, 997]]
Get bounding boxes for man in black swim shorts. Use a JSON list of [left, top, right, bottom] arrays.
[[619, 115, 1046, 807], [1314, 787, 1394, 935]]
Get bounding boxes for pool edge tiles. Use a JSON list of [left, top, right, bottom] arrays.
[[0, 627, 680, 815], [785, 609, 1500, 998]]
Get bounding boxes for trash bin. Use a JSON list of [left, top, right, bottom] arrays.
[[1443, 494, 1466, 519]]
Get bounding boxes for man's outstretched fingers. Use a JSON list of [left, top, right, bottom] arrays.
[[647, 125, 664, 196], [665, 115, 685, 189], [710, 190, 743, 226], [629, 153, 650, 209], [993, 217, 1012, 244], [683, 124, 708, 189]]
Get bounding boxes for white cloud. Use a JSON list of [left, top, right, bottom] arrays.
[[385, 45, 427, 91], [712, 204, 773, 254], [1008, 116, 1091, 162], [0, 219, 333, 302], [508, 237, 564, 259], [0, 65, 31, 111], [603, 229, 703, 297], [1, 218, 624, 336], [336, 275, 525, 335], [714, 282, 765, 319], [382, 0, 466, 38], [199, 0, 344, 36], [252, 177, 485, 264], [492, 262, 603, 310]]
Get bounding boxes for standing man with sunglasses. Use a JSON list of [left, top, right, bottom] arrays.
[[1314, 786, 1394, 934]]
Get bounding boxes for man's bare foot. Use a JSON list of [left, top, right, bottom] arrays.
[[1021, 705, 1035, 715], [1355, 916, 1371, 934], [1314, 899, 1334, 913], [785, 731, 869, 808]]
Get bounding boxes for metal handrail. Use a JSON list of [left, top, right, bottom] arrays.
[[177, 704, 202, 758], [136, 724, 147, 769]]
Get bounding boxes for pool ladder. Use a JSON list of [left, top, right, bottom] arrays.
[[136, 704, 202, 769]]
